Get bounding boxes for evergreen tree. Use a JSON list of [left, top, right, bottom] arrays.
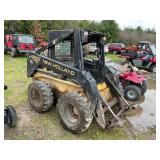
[[99, 20, 120, 42]]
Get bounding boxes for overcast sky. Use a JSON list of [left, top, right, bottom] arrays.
[[116, 20, 156, 29]]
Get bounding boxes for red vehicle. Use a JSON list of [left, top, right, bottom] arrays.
[[107, 43, 125, 54], [121, 41, 156, 72], [106, 62, 147, 101], [4, 34, 36, 57]]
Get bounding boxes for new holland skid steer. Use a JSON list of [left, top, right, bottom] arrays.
[[27, 29, 134, 133]]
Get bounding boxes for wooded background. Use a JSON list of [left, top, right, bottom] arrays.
[[4, 20, 156, 45]]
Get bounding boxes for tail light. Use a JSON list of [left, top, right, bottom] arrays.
[[20, 43, 26, 49], [18, 43, 35, 50], [29, 44, 34, 49]]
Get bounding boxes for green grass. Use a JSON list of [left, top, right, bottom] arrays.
[[106, 53, 125, 63], [4, 54, 154, 140], [4, 54, 31, 106]]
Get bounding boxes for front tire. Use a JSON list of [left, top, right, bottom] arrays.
[[5, 105, 17, 127], [124, 85, 141, 101], [11, 48, 17, 58], [141, 80, 148, 95], [28, 81, 54, 113], [57, 92, 93, 133]]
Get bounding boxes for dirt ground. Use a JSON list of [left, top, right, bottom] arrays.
[[4, 54, 156, 140]]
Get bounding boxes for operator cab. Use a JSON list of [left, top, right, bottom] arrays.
[[138, 41, 156, 56], [82, 32, 106, 82], [47, 30, 106, 83]]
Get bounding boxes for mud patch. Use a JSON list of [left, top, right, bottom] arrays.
[[126, 72, 156, 135], [17, 108, 31, 128]]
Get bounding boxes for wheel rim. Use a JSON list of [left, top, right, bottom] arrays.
[[61, 103, 80, 128], [127, 89, 137, 99], [6, 111, 11, 124], [153, 66, 156, 72], [11, 50, 14, 56], [113, 51, 117, 54], [30, 88, 42, 108]]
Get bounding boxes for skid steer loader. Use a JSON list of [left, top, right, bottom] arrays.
[[27, 29, 134, 133]]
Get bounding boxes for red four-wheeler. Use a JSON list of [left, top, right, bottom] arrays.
[[121, 41, 156, 72], [4, 34, 36, 57], [106, 62, 148, 101]]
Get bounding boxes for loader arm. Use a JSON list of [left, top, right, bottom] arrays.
[[27, 51, 106, 128]]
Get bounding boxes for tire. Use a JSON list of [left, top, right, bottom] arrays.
[[28, 81, 54, 113], [4, 46, 8, 54], [150, 64, 156, 73], [56, 92, 93, 133], [11, 48, 17, 58], [121, 60, 132, 66], [141, 80, 148, 95], [113, 50, 118, 54], [124, 85, 141, 101], [5, 105, 17, 127]]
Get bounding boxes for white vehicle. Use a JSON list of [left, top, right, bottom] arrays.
[[104, 45, 109, 52]]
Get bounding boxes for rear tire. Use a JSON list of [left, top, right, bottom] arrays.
[[124, 85, 141, 101], [150, 64, 156, 73], [5, 105, 17, 127], [11, 48, 17, 58], [113, 50, 118, 54], [57, 92, 93, 133], [28, 81, 54, 113]]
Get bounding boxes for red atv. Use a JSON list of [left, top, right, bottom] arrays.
[[106, 62, 148, 101], [121, 41, 156, 72], [4, 34, 36, 58]]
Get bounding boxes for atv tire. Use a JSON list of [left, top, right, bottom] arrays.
[[150, 64, 156, 73], [141, 80, 148, 95], [11, 48, 17, 58], [28, 81, 54, 113], [57, 92, 93, 133], [121, 60, 132, 66], [4, 46, 8, 54], [5, 105, 17, 127], [124, 85, 141, 101]]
